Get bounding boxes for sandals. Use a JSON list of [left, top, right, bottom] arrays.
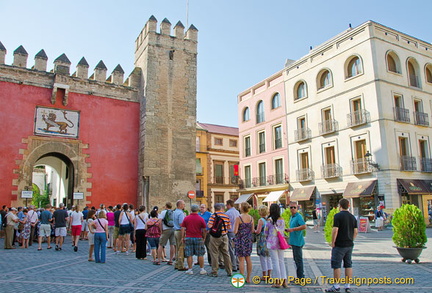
[[167, 261, 173, 265], [47, 246, 52, 249], [37, 248, 42, 251], [153, 261, 160, 265]]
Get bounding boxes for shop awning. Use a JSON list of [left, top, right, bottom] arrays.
[[290, 186, 316, 201], [235, 193, 253, 204], [343, 180, 377, 198], [423, 180, 432, 193], [263, 190, 286, 202], [397, 179, 431, 195]]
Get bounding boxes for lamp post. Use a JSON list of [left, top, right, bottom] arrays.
[[365, 151, 380, 171]]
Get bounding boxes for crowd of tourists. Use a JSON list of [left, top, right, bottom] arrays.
[[1, 198, 357, 292]]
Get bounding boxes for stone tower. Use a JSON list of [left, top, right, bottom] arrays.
[[134, 16, 198, 208]]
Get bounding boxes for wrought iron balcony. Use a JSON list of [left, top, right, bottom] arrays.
[[294, 127, 311, 142], [393, 107, 410, 123], [351, 158, 373, 174], [296, 168, 314, 182], [266, 173, 288, 185], [347, 109, 370, 127], [420, 157, 432, 172], [321, 163, 342, 179], [319, 119, 338, 135], [400, 156, 416, 171], [414, 111, 429, 126]]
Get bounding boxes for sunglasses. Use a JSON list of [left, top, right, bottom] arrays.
[[290, 206, 297, 209]]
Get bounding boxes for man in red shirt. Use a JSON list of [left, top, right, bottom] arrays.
[[181, 204, 207, 275]]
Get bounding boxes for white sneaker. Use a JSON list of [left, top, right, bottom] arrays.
[[185, 269, 193, 275], [200, 268, 207, 275]]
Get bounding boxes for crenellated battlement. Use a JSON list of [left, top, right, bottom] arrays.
[[134, 15, 198, 57], [0, 41, 140, 89]]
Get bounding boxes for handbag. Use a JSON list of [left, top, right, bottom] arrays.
[[277, 231, 289, 250]]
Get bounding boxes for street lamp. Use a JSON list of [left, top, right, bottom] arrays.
[[365, 151, 380, 171]]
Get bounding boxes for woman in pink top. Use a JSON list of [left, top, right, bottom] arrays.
[[90, 210, 109, 263], [106, 206, 115, 248]]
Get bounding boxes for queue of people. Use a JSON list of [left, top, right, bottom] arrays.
[[1, 198, 357, 291]]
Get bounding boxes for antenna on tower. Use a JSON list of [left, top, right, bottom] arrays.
[[186, 0, 189, 28]]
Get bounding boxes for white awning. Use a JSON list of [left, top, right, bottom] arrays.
[[263, 190, 285, 202], [235, 193, 253, 204]]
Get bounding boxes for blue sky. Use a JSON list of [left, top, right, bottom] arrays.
[[1, 0, 431, 127]]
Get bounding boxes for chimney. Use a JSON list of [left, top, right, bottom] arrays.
[[34, 49, 48, 71], [13, 45, 28, 67]]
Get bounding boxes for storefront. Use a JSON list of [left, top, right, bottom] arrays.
[[343, 180, 377, 220], [290, 186, 316, 222], [397, 179, 432, 224]]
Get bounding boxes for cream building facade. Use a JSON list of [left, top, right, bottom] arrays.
[[284, 21, 432, 223]]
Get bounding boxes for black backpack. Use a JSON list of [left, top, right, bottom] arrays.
[[209, 213, 226, 238]]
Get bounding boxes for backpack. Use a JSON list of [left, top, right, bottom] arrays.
[[163, 209, 174, 228], [209, 213, 226, 238]]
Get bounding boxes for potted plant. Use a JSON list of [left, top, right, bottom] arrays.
[[392, 204, 427, 264]]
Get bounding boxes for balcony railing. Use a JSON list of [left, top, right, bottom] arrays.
[[394, 107, 410, 123], [238, 178, 251, 189], [294, 127, 311, 142], [245, 147, 251, 157], [409, 74, 420, 88], [347, 109, 370, 127], [400, 156, 417, 171], [319, 119, 338, 135], [259, 143, 265, 153], [267, 173, 288, 185], [351, 158, 373, 174], [196, 190, 204, 198], [414, 111, 429, 126], [321, 163, 342, 178], [214, 176, 224, 184], [296, 168, 314, 182], [420, 157, 432, 172]]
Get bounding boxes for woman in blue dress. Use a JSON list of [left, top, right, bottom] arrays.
[[234, 202, 254, 283]]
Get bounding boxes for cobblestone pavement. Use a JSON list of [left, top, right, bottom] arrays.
[[0, 227, 431, 292]]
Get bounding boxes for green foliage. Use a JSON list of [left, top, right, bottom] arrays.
[[324, 207, 339, 244], [248, 209, 260, 226], [392, 204, 427, 248], [281, 209, 306, 237], [31, 183, 50, 208]]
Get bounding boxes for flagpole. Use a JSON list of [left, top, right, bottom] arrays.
[[186, 0, 189, 28]]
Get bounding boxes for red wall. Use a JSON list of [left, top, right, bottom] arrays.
[[0, 81, 140, 207]]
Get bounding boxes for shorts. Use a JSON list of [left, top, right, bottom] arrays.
[[147, 237, 160, 249], [39, 224, 51, 237], [159, 229, 174, 247], [313, 219, 318, 226], [71, 225, 82, 236], [55, 227, 67, 237], [113, 227, 119, 239], [88, 232, 95, 245], [331, 246, 353, 269], [119, 224, 131, 236], [82, 220, 88, 232], [184, 237, 205, 257]]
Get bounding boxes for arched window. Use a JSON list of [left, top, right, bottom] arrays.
[[318, 69, 332, 89], [256, 101, 265, 123], [294, 81, 307, 100], [407, 58, 420, 88], [271, 93, 280, 109], [425, 64, 432, 84], [386, 51, 401, 74], [242, 107, 250, 122], [346, 56, 363, 78]]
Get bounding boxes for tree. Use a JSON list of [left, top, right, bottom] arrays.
[[31, 183, 50, 208]]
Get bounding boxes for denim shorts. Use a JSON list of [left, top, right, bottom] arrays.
[[147, 237, 160, 249], [331, 246, 353, 269], [119, 224, 131, 235]]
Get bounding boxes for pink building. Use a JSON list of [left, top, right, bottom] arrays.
[[237, 70, 289, 207]]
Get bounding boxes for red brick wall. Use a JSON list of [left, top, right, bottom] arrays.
[[0, 81, 140, 207]]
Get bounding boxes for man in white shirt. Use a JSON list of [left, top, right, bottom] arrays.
[[225, 200, 240, 272], [27, 205, 39, 246]]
